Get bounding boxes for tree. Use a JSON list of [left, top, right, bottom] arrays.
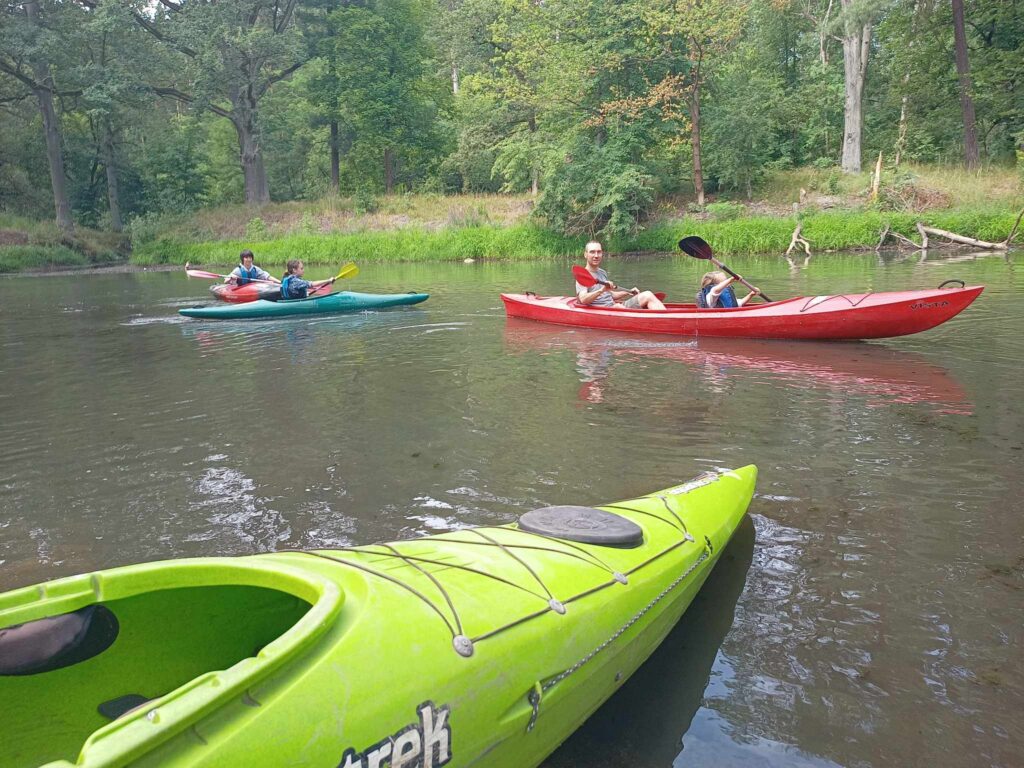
[[951, 0, 979, 168], [119, 0, 310, 205], [0, 0, 78, 231], [839, 0, 876, 173]]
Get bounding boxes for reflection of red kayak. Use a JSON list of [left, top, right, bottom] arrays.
[[209, 282, 284, 303], [503, 321, 973, 414], [501, 285, 983, 340]]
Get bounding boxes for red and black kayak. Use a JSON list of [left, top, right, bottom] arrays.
[[501, 282, 983, 340], [209, 282, 286, 303]]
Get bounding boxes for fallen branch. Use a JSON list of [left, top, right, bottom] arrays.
[[917, 223, 1007, 250], [785, 223, 812, 257], [876, 223, 890, 251], [876, 224, 922, 250], [916, 222, 930, 250], [1004, 206, 1024, 246]]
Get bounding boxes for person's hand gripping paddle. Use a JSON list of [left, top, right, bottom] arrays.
[[677, 236, 771, 302], [571, 265, 667, 301]]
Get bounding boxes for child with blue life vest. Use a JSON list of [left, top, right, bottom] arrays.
[[280, 259, 336, 299], [226, 250, 279, 286], [697, 270, 760, 308]]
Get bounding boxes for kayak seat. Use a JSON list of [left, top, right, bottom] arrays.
[[517, 506, 644, 548], [0, 605, 119, 677]]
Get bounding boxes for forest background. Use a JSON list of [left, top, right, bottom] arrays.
[[0, 0, 1021, 269]]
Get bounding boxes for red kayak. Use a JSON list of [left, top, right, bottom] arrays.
[[209, 282, 288, 303], [501, 283, 983, 340]]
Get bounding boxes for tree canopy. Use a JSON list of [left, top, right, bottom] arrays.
[[1, 0, 1021, 237]]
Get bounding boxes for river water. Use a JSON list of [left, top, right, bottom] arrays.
[[1, 250, 1022, 767]]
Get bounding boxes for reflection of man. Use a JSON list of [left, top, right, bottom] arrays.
[[575, 241, 665, 310], [576, 347, 614, 404]]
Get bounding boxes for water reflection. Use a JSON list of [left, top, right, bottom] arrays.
[[504, 320, 973, 414], [538, 515, 839, 767]]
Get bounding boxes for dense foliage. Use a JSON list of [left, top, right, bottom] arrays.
[[1, 0, 1021, 239]]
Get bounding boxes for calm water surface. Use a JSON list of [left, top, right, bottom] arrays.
[[1, 251, 1022, 767]]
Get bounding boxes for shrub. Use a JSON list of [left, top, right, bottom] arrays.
[[245, 217, 268, 241], [705, 201, 745, 221]]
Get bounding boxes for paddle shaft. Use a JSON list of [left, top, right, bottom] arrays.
[[678, 237, 771, 302], [711, 258, 771, 303], [573, 267, 667, 301]]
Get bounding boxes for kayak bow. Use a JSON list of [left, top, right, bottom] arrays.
[[0, 467, 756, 768]]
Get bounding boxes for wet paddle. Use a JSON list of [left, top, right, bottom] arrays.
[[184, 264, 278, 285], [571, 266, 667, 301], [307, 262, 359, 297], [677, 236, 771, 303]]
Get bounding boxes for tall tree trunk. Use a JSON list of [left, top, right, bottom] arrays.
[[951, 0, 979, 169], [100, 121, 123, 232], [840, 4, 870, 173], [26, 1, 73, 233], [451, 60, 459, 95], [384, 148, 395, 194], [894, 1, 920, 168], [690, 80, 705, 206], [329, 121, 340, 194], [230, 87, 270, 205]]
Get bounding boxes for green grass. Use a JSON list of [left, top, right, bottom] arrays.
[[132, 224, 585, 265], [630, 208, 1020, 256], [0, 212, 127, 271], [0, 245, 91, 273]]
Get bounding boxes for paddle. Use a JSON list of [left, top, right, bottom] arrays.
[[677, 236, 772, 303], [571, 265, 667, 301], [184, 263, 278, 286], [307, 262, 359, 297]]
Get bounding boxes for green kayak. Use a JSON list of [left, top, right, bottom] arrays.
[[0, 466, 756, 768], [179, 290, 429, 320]]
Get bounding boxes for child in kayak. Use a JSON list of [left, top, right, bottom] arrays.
[[576, 241, 665, 310], [280, 259, 336, 299], [227, 250, 279, 286], [697, 271, 760, 308]]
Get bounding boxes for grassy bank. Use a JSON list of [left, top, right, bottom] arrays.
[[134, 207, 1021, 266], [0, 214, 127, 273], [3, 164, 1020, 271]]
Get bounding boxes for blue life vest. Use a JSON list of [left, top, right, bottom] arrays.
[[281, 275, 307, 300], [237, 264, 259, 285], [697, 285, 738, 308]]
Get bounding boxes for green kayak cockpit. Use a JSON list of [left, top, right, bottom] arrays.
[[0, 558, 343, 768]]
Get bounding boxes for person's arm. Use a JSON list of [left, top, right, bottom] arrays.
[[577, 284, 609, 305], [256, 266, 280, 283], [737, 287, 761, 306], [224, 266, 240, 284], [707, 276, 737, 303]]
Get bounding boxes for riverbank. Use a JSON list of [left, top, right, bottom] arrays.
[[3, 166, 1020, 271], [133, 207, 1020, 266]]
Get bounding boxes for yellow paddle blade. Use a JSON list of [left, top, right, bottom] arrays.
[[336, 262, 358, 280]]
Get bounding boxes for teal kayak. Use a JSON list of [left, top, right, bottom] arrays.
[[0, 467, 756, 768], [179, 290, 429, 320]]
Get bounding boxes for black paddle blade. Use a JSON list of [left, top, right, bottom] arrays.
[[678, 236, 713, 260]]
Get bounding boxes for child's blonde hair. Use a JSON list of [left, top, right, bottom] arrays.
[[700, 270, 728, 288]]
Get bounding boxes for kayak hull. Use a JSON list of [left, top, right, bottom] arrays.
[[0, 467, 756, 768], [209, 283, 283, 303], [180, 291, 429, 319], [501, 285, 983, 340]]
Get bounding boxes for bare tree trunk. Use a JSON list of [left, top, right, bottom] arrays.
[[840, 7, 871, 173], [230, 87, 270, 205], [384, 148, 395, 194], [951, 0, 979, 169], [894, 1, 921, 168], [26, 1, 73, 233], [100, 121, 122, 232], [329, 121, 340, 194], [690, 79, 705, 207], [451, 61, 459, 95]]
